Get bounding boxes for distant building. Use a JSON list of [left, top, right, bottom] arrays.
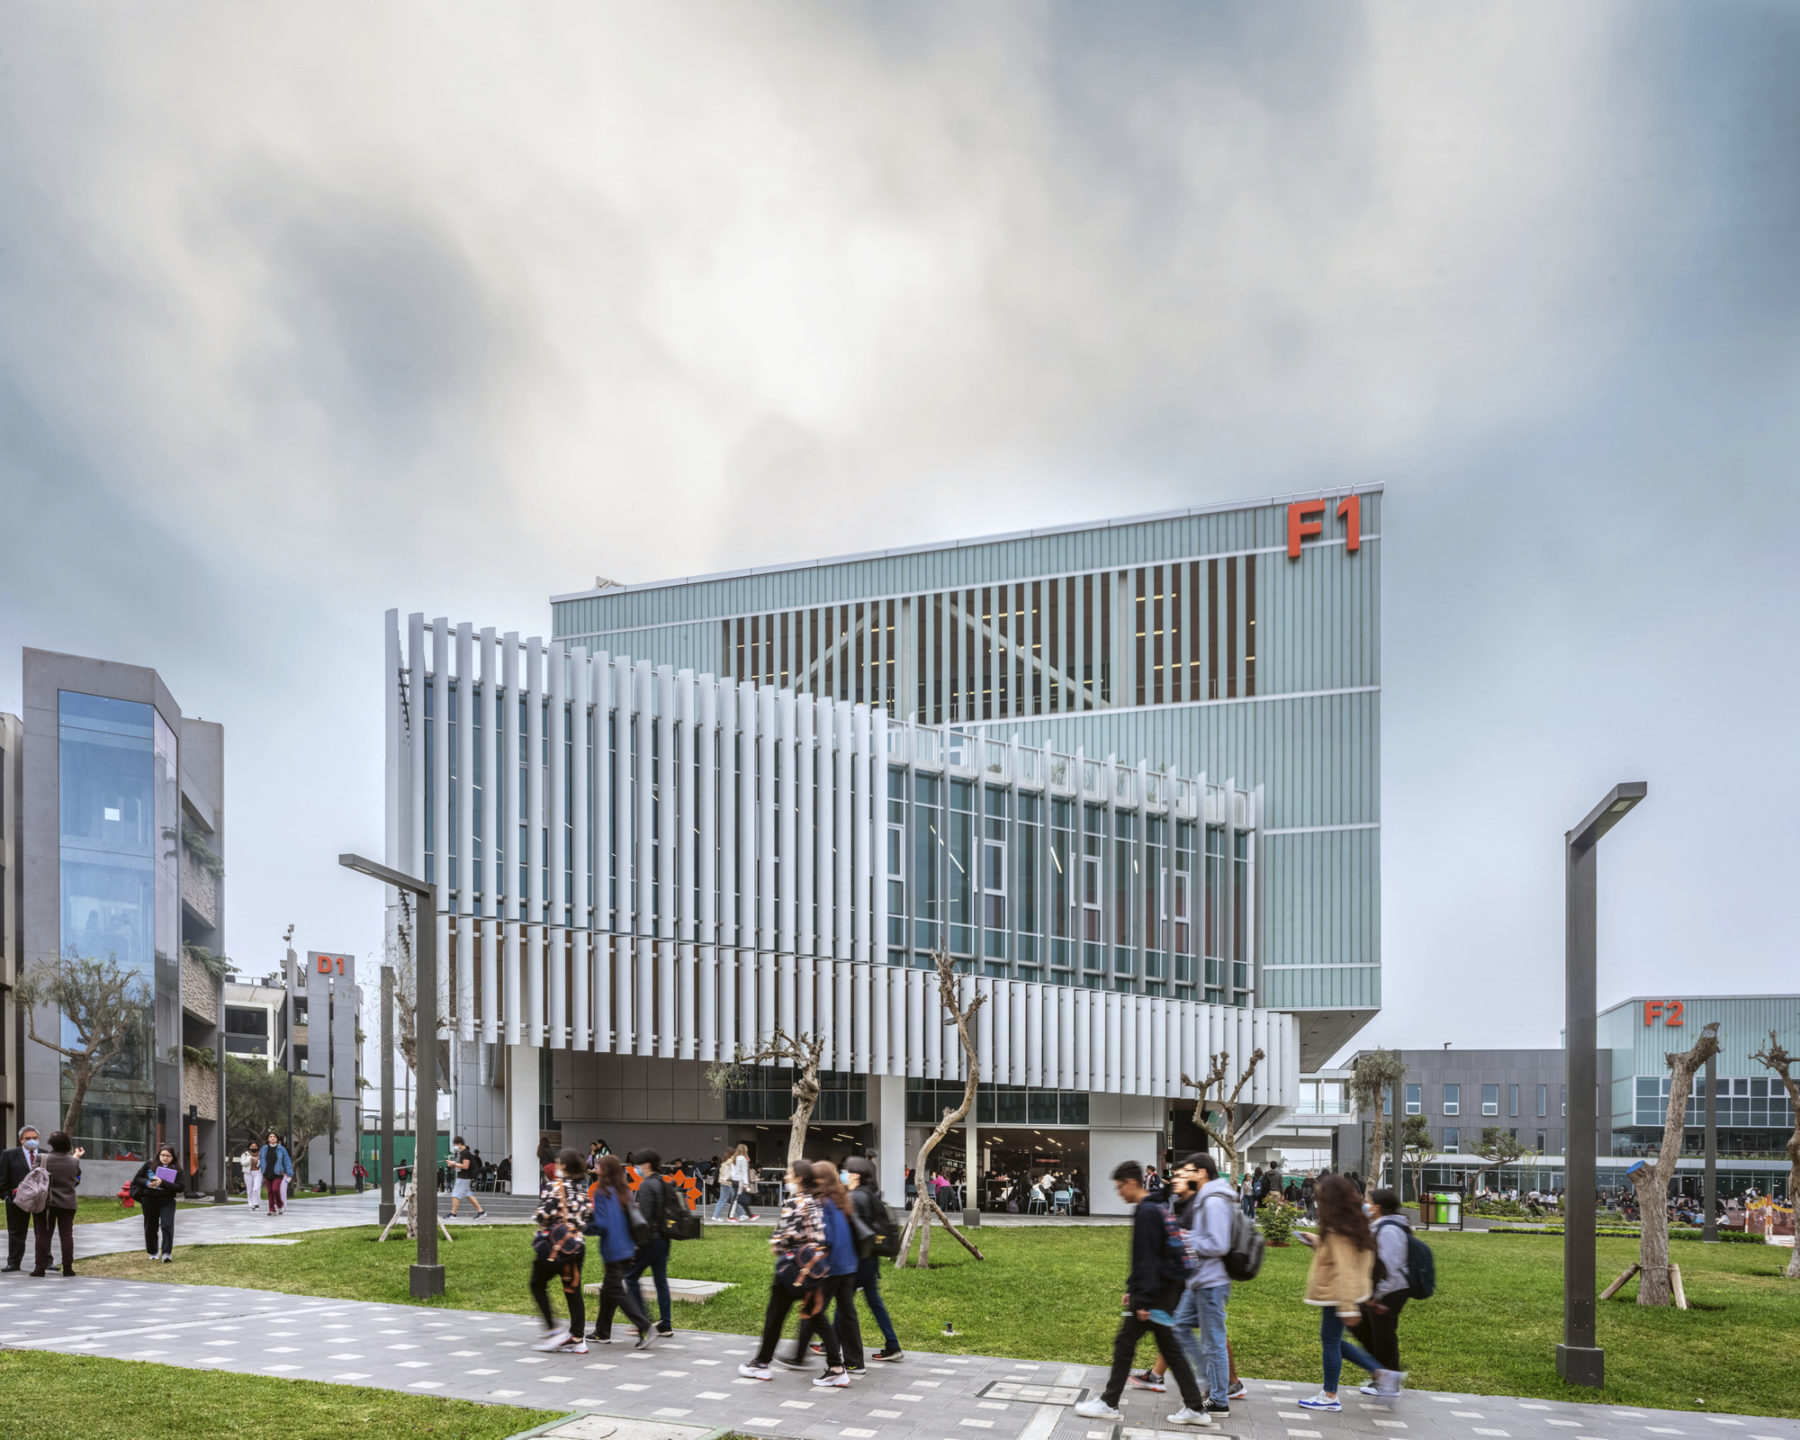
[[1, 711, 22, 1126], [1341, 993, 1799, 1200], [16, 649, 227, 1195]]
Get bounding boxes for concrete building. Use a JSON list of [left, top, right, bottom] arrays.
[[386, 489, 1383, 1210], [2, 712, 22, 1127], [16, 649, 227, 1195], [1339, 994, 1799, 1199]]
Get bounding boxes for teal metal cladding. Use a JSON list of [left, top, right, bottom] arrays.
[[553, 487, 1381, 1026]]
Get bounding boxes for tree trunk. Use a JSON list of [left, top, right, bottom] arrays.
[[1785, 1144, 1800, 1280], [1633, 1179, 1672, 1305], [787, 1089, 818, 1168], [63, 1062, 93, 1137]]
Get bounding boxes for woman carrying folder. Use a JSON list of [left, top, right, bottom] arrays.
[[130, 1145, 186, 1262]]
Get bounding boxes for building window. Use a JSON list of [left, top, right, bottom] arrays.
[[1442, 1128, 1459, 1153], [947, 779, 974, 956], [1536, 1129, 1547, 1153], [1560, 1084, 1566, 1117], [887, 786, 906, 949], [911, 773, 941, 953], [982, 788, 1008, 964], [1509, 1083, 1519, 1118], [1405, 1083, 1421, 1115], [1442, 1084, 1460, 1116], [1537, 1083, 1548, 1118], [1015, 792, 1041, 973], [1482, 1084, 1499, 1116]]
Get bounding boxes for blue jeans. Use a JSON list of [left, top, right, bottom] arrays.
[[836, 1254, 901, 1364], [627, 1237, 672, 1331], [1320, 1307, 1381, 1393], [713, 1183, 739, 1220], [1190, 1283, 1231, 1399]]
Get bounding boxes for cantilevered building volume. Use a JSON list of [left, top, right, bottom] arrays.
[[385, 485, 1380, 1210]]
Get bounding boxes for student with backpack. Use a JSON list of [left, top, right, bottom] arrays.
[[1296, 1174, 1399, 1410], [1352, 1189, 1426, 1393], [28, 1131, 83, 1277], [528, 1148, 595, 1353], [739, 1160, 853, 1386], [833, 1155, 903, 1366], [626, 1149, 678, 1338], [1072, 1161, 1211, 1427], [587, 1153, 656, 1347]]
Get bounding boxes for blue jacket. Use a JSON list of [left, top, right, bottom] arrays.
[[260, 1144, 294, 1179], [588, 1190, 637, 1264], [822, 1198, 858, 1276]]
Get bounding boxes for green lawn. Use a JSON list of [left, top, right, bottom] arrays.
[[72, 1196, 212, 1225], [0, 1350, 560, 1439], [80, 1223, 1800, 1418]]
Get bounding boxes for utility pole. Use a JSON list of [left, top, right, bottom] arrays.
[[380, 963, 396, 1225], [327, 977, 338, 1194], [282, 925, 296, 1169], [1702, 1053, 1718, 1243]]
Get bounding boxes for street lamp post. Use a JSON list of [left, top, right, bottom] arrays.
[[1702, 1053, 1718, 1244], [1557, 781, 1647, 1391], [380, 963, 396, 1226], [339, 853, 443, 1298]]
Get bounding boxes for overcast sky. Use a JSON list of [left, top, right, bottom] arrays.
[[3, 2, 1796, 1064]]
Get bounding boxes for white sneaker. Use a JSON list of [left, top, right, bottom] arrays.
[[1377, 1369, 1406, 1396], [1298, 1392, 1342, 1412], [1074, 1399, 1123, 1421], [738, 1362, 772, 1380], [560, 1338, 589, 1355], [813, 1371, 851, 1388], [1360, 1383, 1382, 1396], [1167, 1408, 1214, 1427], [531, 1326, 570, 1352]]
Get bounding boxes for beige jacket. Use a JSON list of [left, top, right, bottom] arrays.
[[1303, 1231, 1375, 1317]]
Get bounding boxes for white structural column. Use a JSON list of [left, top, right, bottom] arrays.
[[736, 684, 756, 1049], [524, 638, 546, 1048], [547, 641, 568, 1049], [715, 679, 736, 1052], [454, 622, 475, 1042], [431, 618, 452, 1026], [756, 687, 776, 1043], [696, 678, 718, 1062], [478, 628, 499, 1044], [796, 696, 815, 962], [677, 671, 697, 1062], [634, 661, 655, 1057], [834, 704, 853, 962], [407, 613, 426, 887], [776, 692, 796, 1040], [591, 654, 613, 1053], [814, 697, 835, 968], [656, 667, 676, 1060], [612, 656, 634, 1054], [873, 1071, 906, 1201], [506, 1042, 540, 1198], [500, 633, 521, 1045], [570, 647, 591, 1053]]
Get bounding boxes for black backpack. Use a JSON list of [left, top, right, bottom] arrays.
[[864, 1190, 902, 1259], [1203, 1190, 1265, 1282], [1375, 1216, 1435, 1300]]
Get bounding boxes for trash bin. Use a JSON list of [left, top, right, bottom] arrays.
[[1428, 1191, 1461, 1227]]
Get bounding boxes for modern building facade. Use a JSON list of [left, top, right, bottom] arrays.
[[17, 649, 227, 1195], [1340, 994, 1800, 1198], [2, 711, 22, 1128], [552, 487, 1382, 1060], [384, 489, 1382, 1209]]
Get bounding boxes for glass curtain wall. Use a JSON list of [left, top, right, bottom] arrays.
[[57, 692, 180, 1160]]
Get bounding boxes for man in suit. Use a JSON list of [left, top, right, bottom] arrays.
[[1, 1124, 43, 1271]]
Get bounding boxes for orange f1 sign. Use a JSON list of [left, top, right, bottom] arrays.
[[1287, 495, 1362, 559]]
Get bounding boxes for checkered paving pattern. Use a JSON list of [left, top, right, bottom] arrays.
[[0, 1274, 1792, 1440]]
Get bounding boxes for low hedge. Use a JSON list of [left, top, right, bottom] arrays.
[[1487, 1225, 1768, 1244]]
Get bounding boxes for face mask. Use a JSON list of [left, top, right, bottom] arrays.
[[22, 1140, 38, 1152]]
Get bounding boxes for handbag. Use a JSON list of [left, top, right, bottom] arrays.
[[625, 1196, 651, 1246]]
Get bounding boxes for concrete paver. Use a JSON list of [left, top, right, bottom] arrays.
[[1, 1272, 1793, 1440]]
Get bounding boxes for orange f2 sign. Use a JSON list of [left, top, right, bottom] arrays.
[[1643, 1000, 1685, 1027], [1287, 496, 1362, 559]]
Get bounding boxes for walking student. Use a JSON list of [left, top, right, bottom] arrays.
[[529, 1148, 593, 1354], [627, 1149, 676, 1337], [835, 1155, 903, 1365], [130, 1145, 186, 1262], [714, 1142, 751, 1222], [1, 1125, 44, 1272], [782, 1162, 858, 1378], [587, 1153, 656, 1347], [1073, 1161, 1211, 1427], [738, 1159, 851, 1387], [449, 1137, 487, 1219], [1297, 1173, 1398, 1409], [241, 1145, 263, 1210], [1351, 1189, 1412, 1394], [259, 1131, 294, 1216], [31, 1131, 83, 1278], [1132, 1155, 1244, 1405]]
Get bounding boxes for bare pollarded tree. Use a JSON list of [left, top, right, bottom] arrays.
[[1628, 1021, 1722, 1306], [1749, 1028, 1800, 1280], [708, 1027, 830, 1168], [1180, 1047, 1266, 1178], [895, 951, 987, 1270]]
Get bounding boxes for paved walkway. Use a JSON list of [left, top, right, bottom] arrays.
[[1, 1272, 1793, 1440]]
